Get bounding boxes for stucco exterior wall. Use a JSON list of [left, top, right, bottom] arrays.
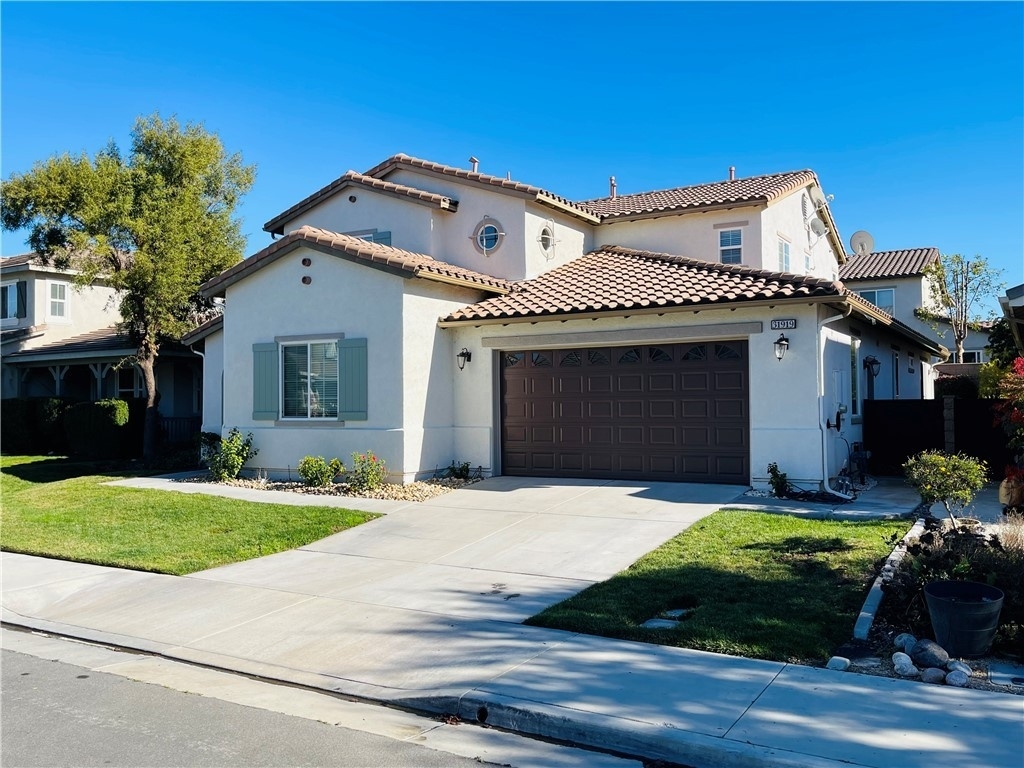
[[596, 208, 764, 268], [281, 188, 436, 254], [522, 205, 591, 278], [0, 271, 119, 347], [759, 189, 842, 280], [220, 243, 407, 476], [200, 329, 224, 434]]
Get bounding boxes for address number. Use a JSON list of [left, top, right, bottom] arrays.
[[771, 319, 797, 330]]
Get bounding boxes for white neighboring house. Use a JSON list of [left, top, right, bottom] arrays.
[[185, 154, 942, 490], [1, 254, 203, 441], [838, 247, 992, 372]]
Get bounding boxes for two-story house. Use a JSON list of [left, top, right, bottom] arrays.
[[1, 254, 202, 441], [185, 154, 942, 491]]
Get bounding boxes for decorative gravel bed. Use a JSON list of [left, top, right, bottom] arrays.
[[183, 475, 480, 502]]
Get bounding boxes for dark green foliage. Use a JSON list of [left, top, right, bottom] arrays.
[[202, 428, 258, 481], [767, 462, 789, 498], [880, 518, 1024, 654], [0, 397, 73, 454], [986, 318, 1019, 367], [63, 399, 129, 459], [935, 375, 979, 399], [297, 455, 344, 487]]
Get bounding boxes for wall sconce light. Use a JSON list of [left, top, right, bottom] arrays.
[[773, 334, 790, 361], [456, 348, 472, 371], [863, 355, 881, 378]]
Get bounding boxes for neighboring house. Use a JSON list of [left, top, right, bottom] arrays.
[[838, 247, 992, 364], [1, 254, 202, 442], [1000, 283, 1024, 354], [186, 154, 942, 490]]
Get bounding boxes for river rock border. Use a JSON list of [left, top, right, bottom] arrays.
[[852, 516, 926, 641]]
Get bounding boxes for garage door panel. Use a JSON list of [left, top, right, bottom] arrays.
[[502, 342, 748, 483]]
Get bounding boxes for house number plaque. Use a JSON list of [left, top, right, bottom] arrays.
[[771, 319, 797, 330]]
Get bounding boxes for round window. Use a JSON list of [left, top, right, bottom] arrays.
[[472, 218, 505, 255], [539, 226, 553, 252]]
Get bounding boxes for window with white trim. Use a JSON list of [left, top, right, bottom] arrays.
[[281, 340, 339, 419], [961, 350, 987, 363], [1, 283, 17, 320], [48, 281, 69, 320], [778, 239, 791, 271], [719, 229, 741, 264], [344, 228, 392, 246], [856, 288, 895, 316]]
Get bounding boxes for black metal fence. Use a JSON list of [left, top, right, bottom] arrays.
[[159, 416, 202, 447]]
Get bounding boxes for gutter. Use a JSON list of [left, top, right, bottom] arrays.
[[818, 304, 854, 500]]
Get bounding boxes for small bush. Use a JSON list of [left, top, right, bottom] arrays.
[[903, 451, 988, 525], [298, 455, 344, 487], [0, 399, 32, 453], [767, 462, 789, 498], [934, 375, 979, 399], [349, 451, 387, 492], [203, 428, 258, 481], [64, 399, 130, 459], [445, 460, 471, 480]]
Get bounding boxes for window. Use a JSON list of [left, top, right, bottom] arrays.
[[472, 217, 505, 255], [1, 283, 18, 320], [856, 288, 895, 316], [850, 341, 860, 416], [778, 239, 791, 272], [961, 350, 987, 363], [719, 229, 742, 264], [805, 252, 813, 272], [117, 367, 144, 398], [346, 229, 392, 246], [48, 281, 69, 320], [539, 226, 554, 253], [282, 341, 339, 419], [892, 350, 900, 398]]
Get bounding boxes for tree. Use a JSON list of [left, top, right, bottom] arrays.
[[986, 316, 1020, 367], [922, 254, 1004, 363], [1, 114, 255, 461]]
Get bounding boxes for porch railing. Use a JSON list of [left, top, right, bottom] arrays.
[[160, 416, 202, 446]]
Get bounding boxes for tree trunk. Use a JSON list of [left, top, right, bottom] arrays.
[[139, 354, 160, 463], [955, 337, 966, 364]]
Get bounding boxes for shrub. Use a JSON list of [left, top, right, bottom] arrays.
[[63, 399, 130, 459], [203, 428, 258, 481], [0, 398, 32, 453], [903, 451, 987, 526], [767, 462, 789, 498], [934, 375, 979, 399], [349, 451, 387, 492], [298, 455, 344, 487], [445, 460, 471, 480], [881, 518, 1024, 654]]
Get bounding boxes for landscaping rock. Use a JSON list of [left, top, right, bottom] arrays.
[[641, 618, 679, 629], [947, 660, 972, 676], [893, 652, 920, 677], [909, 639, 949, 669], [894, 633, 917, 652], [826, 656, 850, 671], [946, 670, 970, 687], [661, 608, 690, 619], [921, 667, 947, 684]]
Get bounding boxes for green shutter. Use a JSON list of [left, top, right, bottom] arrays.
[[15, 281, 27, 318], [252, 342, 279, 420], [338, 338, 367, 421]]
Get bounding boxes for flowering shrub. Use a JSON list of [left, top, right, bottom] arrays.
[[903, 450, 988, 525], [203, 428, 258, 481], [996, 357, 1024, 456], [297, 455, 344, 487], [349, 451, 387, 492]]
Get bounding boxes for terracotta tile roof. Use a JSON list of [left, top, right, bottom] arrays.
[[264, 170, 457, 235], [579, 170, 818, 220], [365, 153, 601, 223], [839, 248, 940, 280], [442, 246, 843, 323], [201, 226, 511, 299]]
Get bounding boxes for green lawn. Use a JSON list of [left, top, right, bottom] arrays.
[[0, 455, 378, 575], [526, 510, 911, 664]]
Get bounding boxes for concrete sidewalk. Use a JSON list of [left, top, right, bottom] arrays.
[[2, 478, 1021, 767]]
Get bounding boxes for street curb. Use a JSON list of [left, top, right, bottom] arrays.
[[853, 517, 926, 640]]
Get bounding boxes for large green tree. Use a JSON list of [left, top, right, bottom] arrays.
[[922, 254, 1004, 363], [1, 114, 255, 460]]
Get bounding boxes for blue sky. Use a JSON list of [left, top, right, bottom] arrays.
[[2, 2, 1021, 314]]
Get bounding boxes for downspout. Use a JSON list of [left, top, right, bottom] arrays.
[[818, 304, 854, 499]]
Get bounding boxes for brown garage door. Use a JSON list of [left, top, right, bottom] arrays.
[[501, 341, 748, 483]]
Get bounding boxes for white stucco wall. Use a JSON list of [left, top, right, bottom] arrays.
[[522, 205, 591, 278], [759, 188, 842, 280], [0, 272, 120, 347], [201, 328, 224, 434], [596, 208, 764, 268]]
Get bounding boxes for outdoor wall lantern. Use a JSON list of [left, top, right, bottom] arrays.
[[863, 355, 882, 378], [456, 348, 472, 371], [773, 334, 790, 362]]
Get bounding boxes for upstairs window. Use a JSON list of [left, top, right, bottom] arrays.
[[856, 288, 895, 316], [344, 228, 392, 246], [1, 282, 22, 320], [719, 229, 742, 264], [961, 350, 987, 363], [778, 239, 791, 272], [47, 281, 69, 320]]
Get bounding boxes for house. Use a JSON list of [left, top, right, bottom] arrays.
[[1000, 283, 1024, 354], [186, 154, 943, 490], [839, 247, 991, 364], [1, 254, 202, 443]]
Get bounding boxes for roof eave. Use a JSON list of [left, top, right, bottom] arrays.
[[597, 199, 767, 223]]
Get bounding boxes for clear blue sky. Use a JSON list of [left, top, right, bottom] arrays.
[[2, 2, 1021, 314]]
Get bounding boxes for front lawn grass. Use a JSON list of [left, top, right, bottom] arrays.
[[0, 455, 378, 575], [526, 510, 911, 664]]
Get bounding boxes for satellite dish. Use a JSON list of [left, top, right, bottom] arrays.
[[808, 187, 827, 209], [808, 216, 828, 237], [850, 230, 875, 257]]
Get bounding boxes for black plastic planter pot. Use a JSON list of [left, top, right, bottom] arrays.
[[924, 580, 1004, 659]]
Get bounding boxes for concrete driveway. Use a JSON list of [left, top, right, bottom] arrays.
[[190, 476, 747, 624]]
